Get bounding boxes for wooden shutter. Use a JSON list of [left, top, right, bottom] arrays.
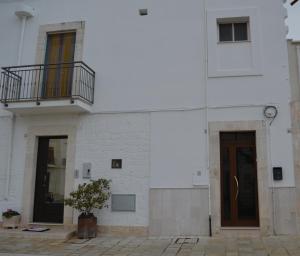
[[44, 32, 76, 97]]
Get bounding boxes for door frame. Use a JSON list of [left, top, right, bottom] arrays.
[[22, 125, 76, 226], [209, 121, 272, 236]]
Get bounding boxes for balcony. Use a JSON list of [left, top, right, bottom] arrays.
[[0, 62, 95, 114]]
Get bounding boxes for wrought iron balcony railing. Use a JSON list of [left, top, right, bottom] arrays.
[[0, 61, 95, 105]]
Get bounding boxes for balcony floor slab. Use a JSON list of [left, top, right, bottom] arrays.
[[1, 99, 92, 115]]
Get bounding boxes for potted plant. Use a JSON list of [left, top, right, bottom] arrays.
[[65, 178, 111, 239], [2, 209, 21, 229]]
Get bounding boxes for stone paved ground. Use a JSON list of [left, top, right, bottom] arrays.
[[1, 235, 300, 256]]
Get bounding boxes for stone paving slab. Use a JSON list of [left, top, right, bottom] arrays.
[[1, 236, 300, 256], [0, 227, 75, 240]]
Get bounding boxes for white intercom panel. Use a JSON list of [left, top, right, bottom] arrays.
[[82, 163, 92, 179]]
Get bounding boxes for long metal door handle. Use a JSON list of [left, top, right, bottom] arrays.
[[234, 176, 239, 200]]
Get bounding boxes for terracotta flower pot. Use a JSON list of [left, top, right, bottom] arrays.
[[2, 215, 21, 229], [77, 213, 97, 239]]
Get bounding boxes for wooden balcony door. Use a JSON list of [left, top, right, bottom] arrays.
[[43, 32, 76, 98], [220, 132, 259, 227]]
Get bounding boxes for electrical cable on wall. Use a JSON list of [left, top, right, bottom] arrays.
[[263, 106, 278, 126], [263, 105, 278, 235]]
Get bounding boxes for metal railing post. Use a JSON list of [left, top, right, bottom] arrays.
[[36, 64, 41, 105], [4, 71, 10, 107]]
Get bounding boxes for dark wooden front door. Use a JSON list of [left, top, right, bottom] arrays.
[[33, 136, 67, 223], [220, 132, 259, 227]]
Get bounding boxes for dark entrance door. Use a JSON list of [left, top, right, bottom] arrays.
[[33, 136, 68, 223], [220, 132, 259, 227]]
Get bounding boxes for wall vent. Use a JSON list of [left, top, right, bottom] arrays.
[[139, 9, 148, 16], [111, 194, 136, 212]]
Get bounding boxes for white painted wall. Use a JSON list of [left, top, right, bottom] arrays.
[[0, 0, 290, 112], [75, 113, 150, 226], [150, 110, 207, 188], [0, 117, 11, 200], [0, 0, 294, 227], [0, 113, 151, 225]]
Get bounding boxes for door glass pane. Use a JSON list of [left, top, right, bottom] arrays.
[[236, 147, 257, 219], [222, 147, 231, 220], [46, 138, 67, 204]]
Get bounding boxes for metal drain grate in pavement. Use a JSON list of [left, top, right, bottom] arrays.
[[174, 237, 199, 244]]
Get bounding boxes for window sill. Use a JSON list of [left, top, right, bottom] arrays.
[[218, 40, 251, 44]]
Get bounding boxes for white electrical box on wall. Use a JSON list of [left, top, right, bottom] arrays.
[[82, 163, 92, 179], [192, 171, 202, 186]]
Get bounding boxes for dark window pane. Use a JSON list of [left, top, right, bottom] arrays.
[[219, 23, 233, 42], [220, 132, 234, 142], [234, 23, 248, 41], [236, 132, 255, 144], [220, 132, 255, 144]]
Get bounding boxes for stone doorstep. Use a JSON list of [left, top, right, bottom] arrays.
[[218, 228, 262, 238], [0, 224, 148, 240], [0, 223, 149, 240], [0, 225, 76, 240]]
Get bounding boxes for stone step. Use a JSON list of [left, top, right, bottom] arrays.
[[0, 225, 75, 240]]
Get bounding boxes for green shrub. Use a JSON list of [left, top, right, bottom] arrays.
[[65, 179, 111, 216]]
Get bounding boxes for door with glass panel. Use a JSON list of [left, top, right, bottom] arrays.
[[43, 32, 76, 98], [220, 132, 259, 227], [33, 137, 67, 223]]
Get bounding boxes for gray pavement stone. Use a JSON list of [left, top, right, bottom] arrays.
[[2, 235, 300, 256]]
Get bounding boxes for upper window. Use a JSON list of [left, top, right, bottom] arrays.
[[218, 18, 249, 42]]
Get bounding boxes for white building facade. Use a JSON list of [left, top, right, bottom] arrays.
[[0, 0, 297, 236]]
